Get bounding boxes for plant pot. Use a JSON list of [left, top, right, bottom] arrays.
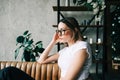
[[23, 50, 36, 61], [23, 50, 31, 61]]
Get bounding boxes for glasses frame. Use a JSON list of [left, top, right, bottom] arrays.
[[56, 29, 70, 36]]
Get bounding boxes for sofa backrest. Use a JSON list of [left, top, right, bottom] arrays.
[[0, 61, 61, 80]]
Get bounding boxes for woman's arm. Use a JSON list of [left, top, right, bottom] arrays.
[[37, 41, 56, 63], [62, 49, 88, 80], [41, 53, 59, 64], [37, 32, 60, 63]]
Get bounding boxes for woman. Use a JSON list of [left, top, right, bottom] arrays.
[[0, 17, 92, 80], [37, 17, 92, 80]]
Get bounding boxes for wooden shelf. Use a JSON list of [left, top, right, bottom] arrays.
[[53, 6, 92, 11], [106, 1, 120, 5], [52, 25, 103, 28], [90, 43, 103, 45], [112, 60, 120, 70], [79, 25, 103, 27], [92, 59, 103, 63]]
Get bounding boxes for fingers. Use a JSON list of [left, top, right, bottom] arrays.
[[52, 32, 59, 43]]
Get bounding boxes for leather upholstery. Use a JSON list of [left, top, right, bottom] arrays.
[[0, 61, 61, 80]]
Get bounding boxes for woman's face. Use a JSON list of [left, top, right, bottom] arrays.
[[57, 22, 73, 43]]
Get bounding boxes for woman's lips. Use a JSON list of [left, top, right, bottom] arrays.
[[59, 38, 63, 40]]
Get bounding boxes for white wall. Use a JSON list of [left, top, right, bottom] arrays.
[[0, 0, 58, 61]]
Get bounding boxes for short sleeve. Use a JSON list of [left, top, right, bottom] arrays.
[[73, 41, 92, 59]]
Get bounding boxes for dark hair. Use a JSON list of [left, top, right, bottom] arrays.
[[59, 17, 83, 41]]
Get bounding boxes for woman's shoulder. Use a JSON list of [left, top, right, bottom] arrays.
[[74, 40, 91, 50], [76, 40, 88, 45]]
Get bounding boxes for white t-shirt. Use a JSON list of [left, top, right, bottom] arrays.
[[58, 41, 92, 80]]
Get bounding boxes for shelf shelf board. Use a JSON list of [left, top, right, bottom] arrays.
[[79, 25, 103, 27], [90, 43, 103, 45], [106, 1, 120, 5], [52, 25, 103, 28], [53, 6, 92, 11]]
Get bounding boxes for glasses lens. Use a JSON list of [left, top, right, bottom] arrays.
[[56, 29, 70, 36], [56, 30, 62, 35]]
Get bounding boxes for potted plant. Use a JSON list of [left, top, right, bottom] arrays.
[[14, 30, 44, 61], [72, 0, 106, 14]]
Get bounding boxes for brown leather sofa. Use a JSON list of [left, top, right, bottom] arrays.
[[0, 61, 61, 80], [0, 61, 93, 80]]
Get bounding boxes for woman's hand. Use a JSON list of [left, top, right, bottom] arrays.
[[51, 32, 60, 44]]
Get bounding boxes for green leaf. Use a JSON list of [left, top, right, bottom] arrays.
[[15, 48, 20, 59], [35, 41, 42, 48], [35, 41, 42, 45], [23, 37, 28, 45], [92, 0, 97, 2], [30, 54, 36, 61], [25, 46, 33, 51], [14, 45, 23, 59], [73, 0, 77, 4], [23, 30, 29, 35], [27, 33, 31, 37], [21, 54, 24, 61], [16, 36, 24, 43], [28, 39, 34, 45], [85, 3, 93, 10]]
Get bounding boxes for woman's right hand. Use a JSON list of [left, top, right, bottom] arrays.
[[51, 32, 60, 44]]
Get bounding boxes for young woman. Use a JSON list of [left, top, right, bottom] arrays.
[[0, 17, 92, 80], [37, 17, 92, 80]]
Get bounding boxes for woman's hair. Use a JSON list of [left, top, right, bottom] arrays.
[[59, 17, 83, 42]]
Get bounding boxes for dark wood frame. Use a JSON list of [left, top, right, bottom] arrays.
[[104, 0, 120, 73]]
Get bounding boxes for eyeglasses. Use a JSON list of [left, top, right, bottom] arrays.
[[56, 29, 70, 36]]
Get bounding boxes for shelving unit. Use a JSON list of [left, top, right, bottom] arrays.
[[53, 0, 104, 79]]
